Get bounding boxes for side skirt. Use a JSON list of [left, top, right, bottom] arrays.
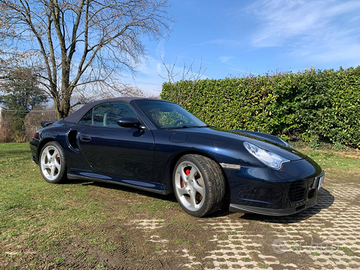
[[67, 173, 172, 195]]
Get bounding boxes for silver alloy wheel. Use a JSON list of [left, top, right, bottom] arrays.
[[174, 160, 205, 212], [40, 145, 62, 181]]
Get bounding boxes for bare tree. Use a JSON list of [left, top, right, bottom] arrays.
[[160, 59, 206, 106], [70, 84, 145, 111], [0, 0, 172, 119]]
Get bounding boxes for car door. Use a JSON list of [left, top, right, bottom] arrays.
[[76, 102, 155, 182]]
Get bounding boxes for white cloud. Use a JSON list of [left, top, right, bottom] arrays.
[[121, 56, 166, 96], [200, 39, 242, 47], [156, 39, 166, 59], [219, 56, 234, 63], [121, 52, 208, 97], [247, 0, 360, 64], [248, 0, 360, 46], [228, 67, 258, 75]]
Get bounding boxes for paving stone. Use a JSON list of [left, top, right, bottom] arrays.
[[198, 183, 360, 270]]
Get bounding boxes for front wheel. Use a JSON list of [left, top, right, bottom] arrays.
[[39, 141, 67, 183], [173, 154, 225, 217]]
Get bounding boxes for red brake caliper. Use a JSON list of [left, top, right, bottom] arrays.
[[181, 169, 190, 188]]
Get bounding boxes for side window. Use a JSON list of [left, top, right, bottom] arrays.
[[104, 102, 138, 127], [78, 102, 138, 127], [92, 103, 108, 126], [78, 109, 92, 125]]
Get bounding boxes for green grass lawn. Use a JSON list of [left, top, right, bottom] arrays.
[[0, 143, 116, 268], [1, 142, 359, 269], [0, 143, 184, 269], [292, 142, 360, 182]]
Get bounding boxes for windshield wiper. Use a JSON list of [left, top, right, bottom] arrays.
[[168, 125, 191, 129], [168, 125, 209, 129]]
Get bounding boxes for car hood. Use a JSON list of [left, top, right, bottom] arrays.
[[168, 126, 308, 161]]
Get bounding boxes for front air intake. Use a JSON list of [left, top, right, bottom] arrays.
[[289, 180, 306, 202]]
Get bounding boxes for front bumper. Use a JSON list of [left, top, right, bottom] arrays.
[[229, 196, 317, 216], [225, 158, 324, 216]]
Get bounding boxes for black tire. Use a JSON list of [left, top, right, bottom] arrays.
[[172, 154, 226, 217], [39, 141, 67, 183]]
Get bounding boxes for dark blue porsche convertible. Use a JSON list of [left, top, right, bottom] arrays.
[[30, 97, 325, 217]]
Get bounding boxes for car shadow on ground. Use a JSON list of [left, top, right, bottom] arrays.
[[63, 179, 334, 222], [240, 187, 334, 223], [67, 179, 180, 203], [65, 179, 234, 216]]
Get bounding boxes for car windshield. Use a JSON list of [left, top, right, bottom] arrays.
[[136, 100, 207, 129]]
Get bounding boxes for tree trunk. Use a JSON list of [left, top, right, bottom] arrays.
[[54, 85, 72, 119]]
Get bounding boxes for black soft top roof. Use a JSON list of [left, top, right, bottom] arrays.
[[63, 97, 155, 123]]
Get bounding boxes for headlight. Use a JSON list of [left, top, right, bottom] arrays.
[[244, 142, 290, 170]]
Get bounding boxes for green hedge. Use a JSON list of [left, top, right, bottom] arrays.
[[161, 67, 360, 148]]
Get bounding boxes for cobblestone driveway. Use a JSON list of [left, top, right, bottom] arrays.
[[133, 182, 360, 269]]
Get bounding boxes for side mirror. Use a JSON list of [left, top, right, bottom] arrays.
[[41, 121, 55, 128], [117, 117, 144, 128]]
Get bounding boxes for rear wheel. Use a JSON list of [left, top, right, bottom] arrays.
[[173, 154, 225, 217], [39, 141, 67, 183]]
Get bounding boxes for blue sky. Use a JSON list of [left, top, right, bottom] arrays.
[[127, 0, 360, 96]]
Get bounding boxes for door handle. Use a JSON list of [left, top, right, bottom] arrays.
[[79, 135, 91, 142]]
